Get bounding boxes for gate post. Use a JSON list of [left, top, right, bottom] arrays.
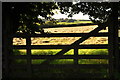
[[2, 7, 14, 79], [26, 34, 32, 78], [108, 2, 119, 80], [74, 48, 78, 64]]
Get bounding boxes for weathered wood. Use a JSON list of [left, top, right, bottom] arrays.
[[10, 64, 109, 69], [26, 35, 32, 78], [40, 24, 108, 64], [111, 3, 119, 78], [74, 48, 78, 64], [9, 72, 108, 79], [10, 25, 109, 79], [108, 3, 119, 79], [13, 33, 108, 37], [31, 72, 107, 78], [11, 55, 109, 59], [12, 44, 108, 49], [6, 12, 115, 80], [2, 8, 15, 78], [4, 3, 116, 80], [118, 37, 120, 42]]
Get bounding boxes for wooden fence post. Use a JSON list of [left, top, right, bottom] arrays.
[[74, 47, 78, 64], [112, 3, 119, 79], [26, 34, 32, 78], [108, 2, 119, 79], [2, 9, 15, 79]]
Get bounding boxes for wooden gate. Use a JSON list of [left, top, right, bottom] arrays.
[[2, 3, 119, 80], [2, 23, 117, 80]]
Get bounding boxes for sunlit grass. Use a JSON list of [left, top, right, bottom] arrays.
[[36, 20, 93, 26], [78, 49, 108, 55], [14, 49, 108, 55], [13, 49, 108, 64], [31, 49, 61, 55], [78, 59, 108, 64], [57, 21, 93, 25]]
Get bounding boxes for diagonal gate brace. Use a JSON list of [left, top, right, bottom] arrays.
[[41, 25, 107, 64]]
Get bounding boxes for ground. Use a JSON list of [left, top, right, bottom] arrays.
[[13, 25, 108, 45]]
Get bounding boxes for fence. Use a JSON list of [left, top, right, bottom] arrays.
[[2, 22, 119, 80]]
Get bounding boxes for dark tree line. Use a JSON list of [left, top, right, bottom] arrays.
[[57, 2, 120, 29], [58, 2, 120, 23], [2, 2, 58, 34], [2, 2, 120, 35]]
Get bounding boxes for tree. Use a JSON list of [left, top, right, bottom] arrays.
[[57, 2, 120, 24], [2, 2, 58, 34], [3, 2, 120, 35]]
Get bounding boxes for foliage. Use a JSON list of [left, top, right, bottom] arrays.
[[3, 2, 119, 34], [57, 2, 120, 24], [3, 2, 58, 34]]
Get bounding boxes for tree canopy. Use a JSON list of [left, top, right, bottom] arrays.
[[3, 2, 58, 34], [2, 2, 120, 34], [57, 2, 120, 23]]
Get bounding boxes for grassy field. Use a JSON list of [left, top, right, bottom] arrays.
[[56, 21, 93, 25], [13, 49, 108, 64], [14, 49, 108, 55], [37, 20, 93, 26]]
